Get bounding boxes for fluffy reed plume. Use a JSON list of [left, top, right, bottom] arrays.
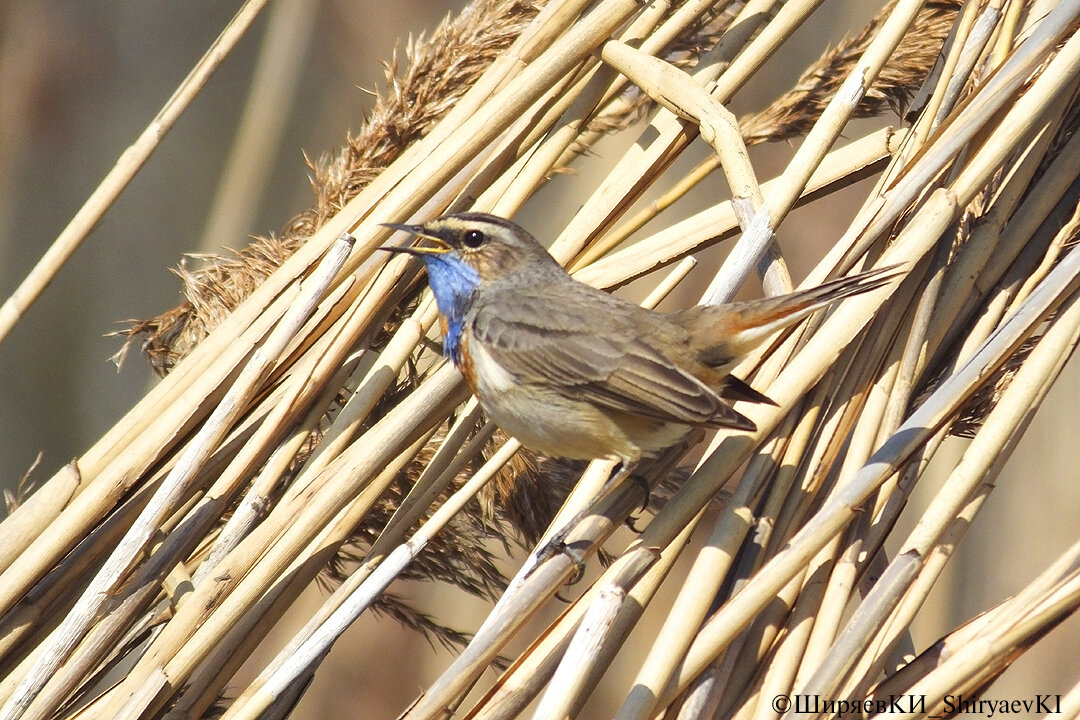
[[5, 1, 1080, 719], [740, 0, 961, 143], [122, 0, 542, 373]]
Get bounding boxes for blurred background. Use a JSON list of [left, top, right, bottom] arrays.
[[1, 1, 1077, 717]]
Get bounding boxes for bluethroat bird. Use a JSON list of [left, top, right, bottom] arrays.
[[382, 212, 899, 483]]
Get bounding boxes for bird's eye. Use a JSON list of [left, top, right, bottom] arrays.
[[462, 229, 486, 248]]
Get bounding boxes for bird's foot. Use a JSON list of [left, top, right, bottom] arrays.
[[629, 472, 650, 511], [524, 459, 643, 584], [528, 529, 586, 584]]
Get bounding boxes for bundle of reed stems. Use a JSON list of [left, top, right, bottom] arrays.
[[2, 0, 1080, 718]]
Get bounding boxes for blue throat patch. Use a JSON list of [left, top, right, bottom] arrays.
[[420, 254, 480, 363]]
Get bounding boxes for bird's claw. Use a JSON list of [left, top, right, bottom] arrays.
[[529, 532, 587, 585], [630, 474, 650, 511]]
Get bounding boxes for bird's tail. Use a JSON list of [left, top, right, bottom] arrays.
[[670, 264, 905, 372]]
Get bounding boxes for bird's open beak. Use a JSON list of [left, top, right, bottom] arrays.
[[379, 222, 451, 255]]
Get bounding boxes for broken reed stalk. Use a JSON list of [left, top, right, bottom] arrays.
[[3, 1, 1080, 718]]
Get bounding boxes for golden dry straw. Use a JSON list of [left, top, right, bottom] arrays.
[[3, 0, 1080, 718]]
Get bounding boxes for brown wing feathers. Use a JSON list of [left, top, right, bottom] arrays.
[[470, 265, 899, 432]]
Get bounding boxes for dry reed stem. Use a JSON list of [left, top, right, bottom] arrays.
[[600, 39, 782, 299], [615, 256, 916, 720], [878, 539, 1080, 720], [3, 236, 355, 720], [466, 514, 700, 720], [720, 340, 896, 714], [822, 0, 1080, 283], [548, 0, 828, 262], [699, 0, 926, 305], [648, 42, 1080, 699], [671, 240, 1080, 702], [0, 0, 272, 347], [532, 585, 624, 720], [216, 431, 446, 720], [0, 217, 351, 607], [573, 125, 906, 290], [839, 281, 1080, 697], [103, 367, 469, 720]]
